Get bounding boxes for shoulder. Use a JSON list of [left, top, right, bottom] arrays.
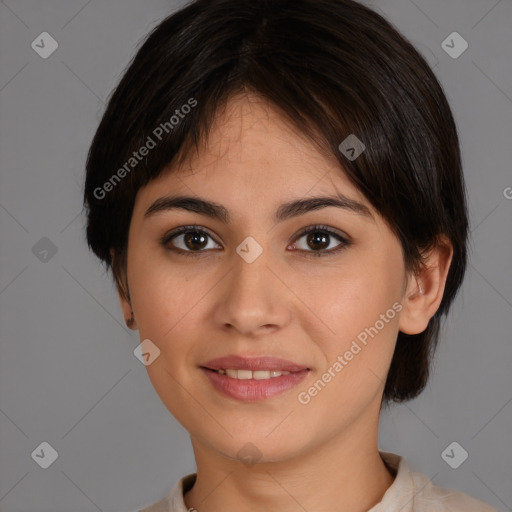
[[136, 456, 500, 512], [137, 493, 172, 512], [379, 452, 499, 512], [410, 470, 500, 511], [137, 473, 197, 512]]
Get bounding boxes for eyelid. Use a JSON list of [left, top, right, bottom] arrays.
[[290, 224, 350, 244]]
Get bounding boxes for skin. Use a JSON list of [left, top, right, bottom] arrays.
[[112, 92, 453, 512]]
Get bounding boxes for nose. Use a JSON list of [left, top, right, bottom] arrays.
[[211, 244, 292, 337]]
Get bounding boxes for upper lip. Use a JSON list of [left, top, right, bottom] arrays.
[[201, 355, 310, 372]]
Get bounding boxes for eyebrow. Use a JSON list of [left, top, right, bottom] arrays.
[[143, 193, 374, 224]]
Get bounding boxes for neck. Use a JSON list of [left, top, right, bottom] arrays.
[[184, 409, 395, 512]]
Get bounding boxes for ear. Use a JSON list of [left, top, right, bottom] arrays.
[[110, 248, 138, 330], [398, 235, 454, 335]]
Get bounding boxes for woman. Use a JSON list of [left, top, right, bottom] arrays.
[[83, 0, 499, 510]]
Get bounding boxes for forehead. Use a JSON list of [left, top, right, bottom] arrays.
[[139, 93, 368, 204], [127, 95, 390, 242]]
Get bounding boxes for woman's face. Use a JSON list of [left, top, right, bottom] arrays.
[[121, 93, 410, 463]]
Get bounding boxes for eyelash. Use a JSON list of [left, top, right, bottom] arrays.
[[160, 224, 352, 258]]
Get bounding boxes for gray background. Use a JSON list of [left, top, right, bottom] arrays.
[[0, 0, 511, 511]]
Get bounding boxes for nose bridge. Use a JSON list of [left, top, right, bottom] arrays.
[[214, 239, 291, 334], [233, 240, 269, 289]]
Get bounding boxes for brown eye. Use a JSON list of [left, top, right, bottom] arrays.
[[291, 225, 351, 257], [161, 226, 221, 255], [305, 232, 330, 251], [161, 224, 351, 259], [182, 231, 209, 251]]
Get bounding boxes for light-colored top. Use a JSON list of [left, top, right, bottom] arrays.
[[137, 451, 499, 511]]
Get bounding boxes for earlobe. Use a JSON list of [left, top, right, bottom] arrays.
[[117, 286, 137, 329], [125, 310, 136, 329], [110, 248, 138, 330], [399, 275, 428, 335], [398, 236, 454, 335]]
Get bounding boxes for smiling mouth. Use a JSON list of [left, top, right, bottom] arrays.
[[202, 368, 304, 380], [200, 366, 310, 401], [199, 355, 311, 401]]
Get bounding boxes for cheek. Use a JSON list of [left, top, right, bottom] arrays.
[[294, 280, 399, 430], [297, 258, 400, 341], [296, 254, 402, 389], [127, 253, 204, 421], [128, 249, 199, 341]]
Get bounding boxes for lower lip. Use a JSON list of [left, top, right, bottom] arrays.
[[201, 368, 309, 401]]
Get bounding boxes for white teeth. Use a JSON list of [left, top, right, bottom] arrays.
[[253, 370, 271, 380], [271, 370, 290, 377], [217, 369, 292, 379]]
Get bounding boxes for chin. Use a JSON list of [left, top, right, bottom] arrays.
[[207, 431, 313, 466]]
